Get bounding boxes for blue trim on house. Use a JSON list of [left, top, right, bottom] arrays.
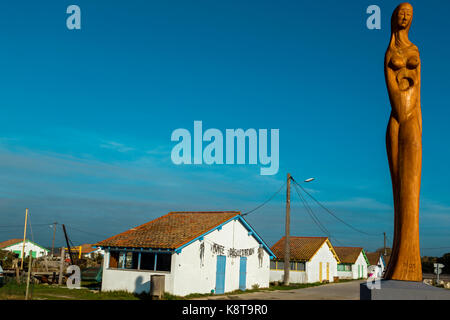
[[380, 255, 386, 267], [137, 252, 141, 269], [237, 215, 276, 259], [104, 247, 174, 254], [174, 216, 238, 254]]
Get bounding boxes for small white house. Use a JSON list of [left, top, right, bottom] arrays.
[[80, 244, 105, 258], [0, 239, 49, 258], [366, 252, 386, 279], [334, 247, 369, 280], [269, 236, 340, 284], [96, 211, 275, 296]]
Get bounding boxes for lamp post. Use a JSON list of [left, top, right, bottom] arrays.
[[283, 175, 315, 285]]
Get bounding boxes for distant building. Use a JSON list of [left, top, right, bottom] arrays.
[[334, 247, 369, 279], [80, 244, 105, 258], [269, 236, 340, 284], [366, 252, 386, 278], [96, 211, 275, 296], [0, 239, 49, 258]]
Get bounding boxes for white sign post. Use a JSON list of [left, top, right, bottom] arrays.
[[434, 263, 444, 284]]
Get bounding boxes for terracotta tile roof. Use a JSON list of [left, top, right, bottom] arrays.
[[334, 247, 364, 264], [96, 211, 240, 249], [80, 244, 97, 254], [366, 252, 382, 265], [0, 239, 23, 249], [270, 236, 329, 261]]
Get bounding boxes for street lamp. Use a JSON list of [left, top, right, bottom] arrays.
[[283, 175, 316, 285]]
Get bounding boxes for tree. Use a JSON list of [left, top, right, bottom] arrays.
[[437, 253, 450, 274]]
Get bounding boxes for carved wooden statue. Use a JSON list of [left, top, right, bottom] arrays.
[[384, 3, 422, 281]]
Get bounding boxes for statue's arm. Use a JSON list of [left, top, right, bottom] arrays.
[[384, 51, 400, 118]]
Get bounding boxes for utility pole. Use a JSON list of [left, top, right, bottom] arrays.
[[58, 247, 65, 285], [51, 222, 57, 256], [283, 173, 291, 286], [383, 232, 387, 256], [62, 224, 74, 265], [20, 208, 29, 270]]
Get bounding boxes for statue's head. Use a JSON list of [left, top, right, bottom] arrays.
[[392, 3, 413, 31]]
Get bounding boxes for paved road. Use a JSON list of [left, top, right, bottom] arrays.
[[194, 280, 366, 300]]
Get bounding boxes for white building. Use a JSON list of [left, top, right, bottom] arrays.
[[80, 244, 105, 258], [334, 247, 369, 280], [96, 211, 275, 296], [269, 236, 340, 284], [366, 252, 386, 279], [0, 238, 49, 258]]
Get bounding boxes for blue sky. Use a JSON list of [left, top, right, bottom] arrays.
[[0, 1, 449, 256]]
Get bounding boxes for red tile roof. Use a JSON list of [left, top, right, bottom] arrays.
[[96, 211, 240, 249], [270, 236, 331, 261], [0, 239, 24, 249], [80, 244, 97, 254], [334, 247, 364, 264]]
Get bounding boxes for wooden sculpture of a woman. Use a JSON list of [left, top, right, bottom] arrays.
[[384, 3, 422, 281]]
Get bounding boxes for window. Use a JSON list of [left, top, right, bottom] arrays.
[[140, 252, 156, 271], [297, 262, 305, 271], [118, 252, 126, 268], [157, 253, 171, 271], [108, 250, 171, 272], [277, 261, 284, 270], [290, 262, 296, 270], [109, 251, 119, 268], [124, 252, 140, 269], [338, 264, 352, 271]]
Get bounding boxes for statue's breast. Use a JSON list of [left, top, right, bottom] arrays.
[[389, 48, 420, 71]]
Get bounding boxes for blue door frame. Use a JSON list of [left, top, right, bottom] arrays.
[[215, 255, 226, 294], [239, 257, 247, 291]]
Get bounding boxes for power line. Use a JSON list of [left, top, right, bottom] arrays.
[[241, 180, 286, 216], [293, 183, 331, 236], [0, 223, 54, 228], [293, 182, 343, 245], [65, 225, 110, 239], [27, 211, 35, 243], [292, 178, 382, 236]]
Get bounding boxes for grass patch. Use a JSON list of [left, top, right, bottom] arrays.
[[0, 278, 361, 300], [0, 281, 139, 300]]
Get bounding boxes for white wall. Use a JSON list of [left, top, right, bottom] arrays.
[[337, 252, 368, 280], [84, 248, 105, 258], [337, 269, 353, 279], [307, 243, 338, 283], [3, 241, 48, 258], [269, 268, 307, 283], [172, 219, 270, 296], [269, 241, 338, 284], [368, 257, 385, 278], [353, 252, 368, 279], [101, 251, 174, 294]]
